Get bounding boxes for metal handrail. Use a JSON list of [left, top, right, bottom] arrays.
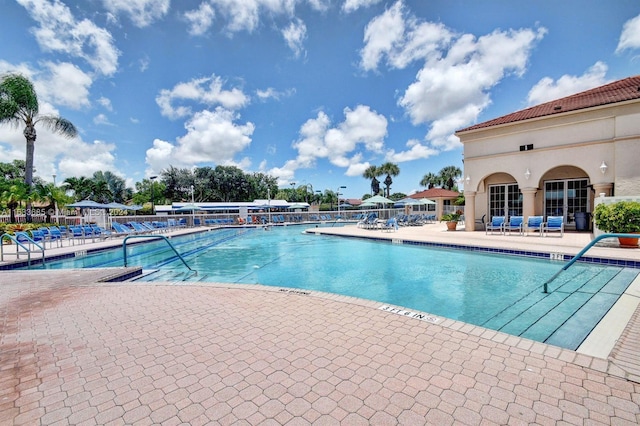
[[543, 233, 640, 293], [122, 235, 196, 274], [1, 232, 46, 268]]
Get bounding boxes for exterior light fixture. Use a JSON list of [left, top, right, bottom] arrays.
[[465, 175, 471, 185], [524, 168, 531, 180], [600, 161, 608, 174]]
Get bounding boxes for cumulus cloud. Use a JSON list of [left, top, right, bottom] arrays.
[[616, 14, 640, 53], [0, 104, 121, 182], [17, 0, 120, 76], [156, 75, 249, 119], [145, 107, 255, 174], [527, 62, 609, 106], [185, 2, 216, 36], [97, 97, 113, 111], [282, 19, 307, 58], [102, 0, 170, 28], [37, 62, 92, 109], [385, 139, 438, 163], [266, 105, 388, 183], [342, 0, 383, 13], [360, 0, 546, 150]]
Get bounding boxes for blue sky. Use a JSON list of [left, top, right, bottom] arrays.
[[1, 0, 639, 199]]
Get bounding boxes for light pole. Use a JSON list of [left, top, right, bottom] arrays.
[[267, 187, 271, 224], [290, 182, 296, 202], [150, 176, 157, 215], [190, 185, 195, 226], [336, 185, 346, 218], [53, 174, 59, 224]]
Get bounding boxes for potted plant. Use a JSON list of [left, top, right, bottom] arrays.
[[441, 212, 461, 231], [593, 201, 640, 248]]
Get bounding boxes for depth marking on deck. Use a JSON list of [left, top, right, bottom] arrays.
[[379, 305, 440, 324], [279, 288, 311, 295]]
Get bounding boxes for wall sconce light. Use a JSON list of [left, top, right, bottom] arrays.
[[599, 161, 608, 175], [524, 168, 531, 180], [465, 175, 471, 185]]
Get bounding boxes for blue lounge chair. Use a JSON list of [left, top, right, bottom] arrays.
[[504, 216, 524, 235], [524, 216, 544, 236], [542, 216, 564, 237], [381, 217, 398, 232], [68, 226, 86, 244], [485, 216, 505, 235]]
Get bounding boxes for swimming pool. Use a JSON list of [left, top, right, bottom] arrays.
[[39, 225, 638, 350]]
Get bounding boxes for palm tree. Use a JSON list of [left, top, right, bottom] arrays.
[[379, 162, 400, 197], [0, 74, 77, 222], [438, 165, 462, 190], [363, 165, 382, 196], [63, 176, 93, 201], [420, 172, 441, 189], [1, 182, 28, 223]]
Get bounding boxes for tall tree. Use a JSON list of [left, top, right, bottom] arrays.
[[63, 176, 94, 201], [1, 182, 28, 223], [0, 74, 77, 222], [363, 165, 382, 195], [438, 165, 462, 190], [420, 172, 441, 189], [379, 162, 400, 198], [93, 171, 128, 202]]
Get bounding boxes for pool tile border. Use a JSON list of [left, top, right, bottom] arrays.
[[313, 231, 640, 269]]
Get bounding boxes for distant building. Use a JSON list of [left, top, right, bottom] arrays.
[[456, 75, 640, 231], [409, 188, 460, 219]]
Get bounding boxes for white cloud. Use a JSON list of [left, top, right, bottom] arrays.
[[17, 0, 120, 76], [37, 62, 92, 109], [144, 107, 255, 174], [385, 139, 438, 162], [342, 0, 382, 13], [102, 0, 170, 28], [360, 1, 453, 72], [0, 104, 121, 182], [156, 75, 249, 119], [256, 87, 295, 101], [97, 97, 113, 111], [360, 1, 546, 150], [527, 62, 609, 106], [272, 105, 388, 182], [93, 114, 112, 125], [185, 2, 216, 36], [616, 14, 640, 53], [282, 19, 307, 58]]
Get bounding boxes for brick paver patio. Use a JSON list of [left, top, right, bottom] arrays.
[[1, 269, 639, 425]]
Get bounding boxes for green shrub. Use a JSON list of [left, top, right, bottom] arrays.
[[593, 201, 640, 233]]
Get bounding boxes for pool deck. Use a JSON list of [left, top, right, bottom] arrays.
[[2, 223, 640, 424]]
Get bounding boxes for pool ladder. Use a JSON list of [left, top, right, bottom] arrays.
[[1, 233, 45, 268], [543, 233, 640, 293], [122, 235, 197, 275]]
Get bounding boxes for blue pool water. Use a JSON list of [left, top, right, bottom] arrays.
[[40, 225, 638, 349]]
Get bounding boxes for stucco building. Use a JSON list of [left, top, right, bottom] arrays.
[[456, 75, 640, 232]]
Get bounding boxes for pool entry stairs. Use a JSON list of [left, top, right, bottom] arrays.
[[482, 266, 639, 350]]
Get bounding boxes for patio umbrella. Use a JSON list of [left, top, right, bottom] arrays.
[[66, 200, 110, 225], [393, 197, 422, 208], [104, 202, 137, 210], [419, 198, 436, 205], [67, 200, 109, 208], [287, 203, 309, 209], [174, 204, 204, 212], [364, 195, 394, 204]]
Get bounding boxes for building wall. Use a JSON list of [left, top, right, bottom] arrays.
[[457, 100, 640, 230]]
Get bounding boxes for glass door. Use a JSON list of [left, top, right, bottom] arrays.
[[544, 179, 589, 227], [489, 184, 521, 219]]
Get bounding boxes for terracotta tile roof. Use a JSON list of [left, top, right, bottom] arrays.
[[410, 188, 461, 198], [457, 75, 640, 133]]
